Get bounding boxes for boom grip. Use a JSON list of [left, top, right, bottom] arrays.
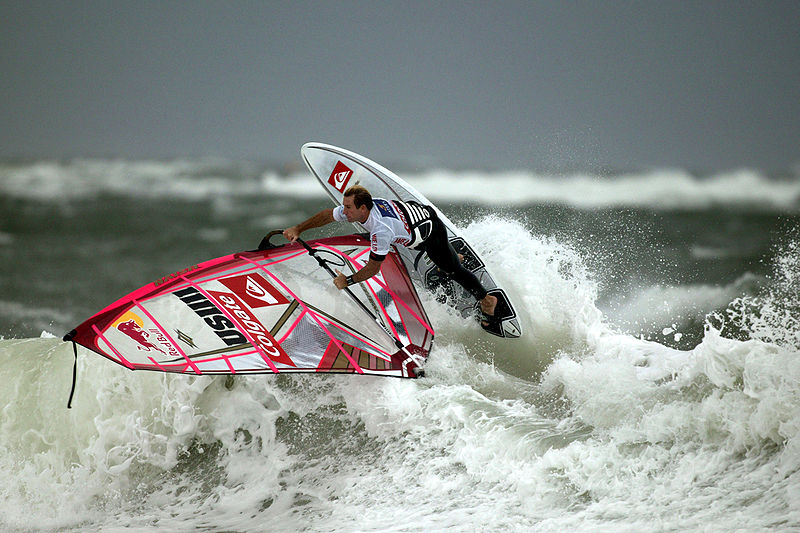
[[257, 229, 287, 251]]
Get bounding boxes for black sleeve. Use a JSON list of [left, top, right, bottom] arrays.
[[369, 252, 386, 262]]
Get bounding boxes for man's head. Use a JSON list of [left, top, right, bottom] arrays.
[[342, 185, 372, 223]]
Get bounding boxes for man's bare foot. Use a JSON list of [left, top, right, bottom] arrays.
[[480, 294, 497, 326]]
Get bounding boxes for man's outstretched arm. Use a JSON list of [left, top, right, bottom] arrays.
[[283, 208, 335, 242]]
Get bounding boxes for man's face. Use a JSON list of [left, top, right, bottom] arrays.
[[342, 196, 368, 223]]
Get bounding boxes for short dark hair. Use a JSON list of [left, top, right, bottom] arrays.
[[344, 185, 373, 210]]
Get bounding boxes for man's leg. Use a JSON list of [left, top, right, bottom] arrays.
[[421, 224, 497, 320]]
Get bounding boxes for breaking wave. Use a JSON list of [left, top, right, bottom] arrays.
[[1, 218, 798, 531]]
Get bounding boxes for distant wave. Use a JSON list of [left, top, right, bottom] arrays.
[[0, 158, 265, 201], [404, 168, 800, 211], [2, 159, 798, 212]]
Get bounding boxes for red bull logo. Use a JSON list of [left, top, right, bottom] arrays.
[[116, 316, 165, 354]]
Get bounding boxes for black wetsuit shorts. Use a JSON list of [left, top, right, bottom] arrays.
[[411, 205, 488, 302]]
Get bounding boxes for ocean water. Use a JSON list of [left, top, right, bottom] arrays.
[[1, 158, 799, 532]]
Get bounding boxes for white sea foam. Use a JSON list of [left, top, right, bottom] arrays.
[[1, 218, 798, 532]]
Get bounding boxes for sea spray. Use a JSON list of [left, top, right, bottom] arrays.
[[538, 239, 800, 530], [718, 237, 800, 350], [456, 215, 605, 378]]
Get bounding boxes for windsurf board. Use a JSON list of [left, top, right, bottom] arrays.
[[301, 142, 521, 339]]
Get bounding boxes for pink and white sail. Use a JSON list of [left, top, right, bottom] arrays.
[[66, 235, 433, 378]]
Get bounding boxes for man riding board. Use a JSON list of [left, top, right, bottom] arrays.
[[282, 185, 498, 329]]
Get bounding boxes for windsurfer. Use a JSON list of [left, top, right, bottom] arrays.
[[282, 185, 498, 328]]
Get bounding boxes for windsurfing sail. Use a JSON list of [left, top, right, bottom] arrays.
[[64, 234, 434, 381]]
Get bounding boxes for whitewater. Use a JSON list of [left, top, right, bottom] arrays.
[[1, 159, 798, 532]]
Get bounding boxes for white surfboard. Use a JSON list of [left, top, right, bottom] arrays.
[[301, 142, 522, 339]]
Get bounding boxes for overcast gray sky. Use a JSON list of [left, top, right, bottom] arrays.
[[2, 1, 799, 171]]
